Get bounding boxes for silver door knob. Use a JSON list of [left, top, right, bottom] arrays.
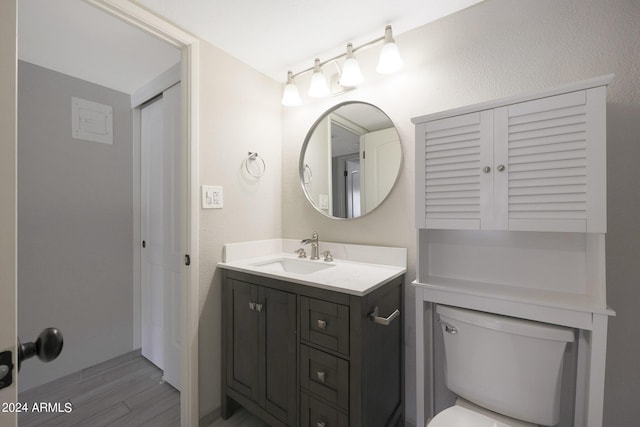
[[497, 164, 505, 172], [316, 371, 326, 382], [317, 319, 327, 330], [317, 422, 326, 427], [482, 166, 491, 173]]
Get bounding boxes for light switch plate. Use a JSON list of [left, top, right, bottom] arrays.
[[319, 194, 329, 210], [202, 185, 223, 209]]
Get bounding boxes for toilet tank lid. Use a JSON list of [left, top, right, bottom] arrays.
[[437, 305, 575, 343]]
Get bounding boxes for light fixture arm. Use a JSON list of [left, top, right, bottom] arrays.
[[288, 33, 386, 80], [281, 25, 402, 106]]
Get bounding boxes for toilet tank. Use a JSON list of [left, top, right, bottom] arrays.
[[436, 305, 574, 426]]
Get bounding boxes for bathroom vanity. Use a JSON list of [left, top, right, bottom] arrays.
[[219, 239, 406, 427], [412, 75, 615, 427]]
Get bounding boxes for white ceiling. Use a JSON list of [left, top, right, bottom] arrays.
[[137, 0, 484, 82], [18, 0, 181, 94], [18, 0, 483, 94]]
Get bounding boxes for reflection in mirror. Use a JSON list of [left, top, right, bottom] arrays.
[[300, 102, 401, 219]]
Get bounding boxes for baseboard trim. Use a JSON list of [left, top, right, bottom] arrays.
[[199, 407, 221, 427]]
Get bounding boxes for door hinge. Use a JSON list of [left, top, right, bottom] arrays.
[[363, 150, 366, 159], [185, 254, 191, 266]]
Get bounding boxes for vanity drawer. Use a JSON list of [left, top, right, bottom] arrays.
[[301, 345, 349, 411], [301, 296, 350, 355], [301, 392, 348, 427]]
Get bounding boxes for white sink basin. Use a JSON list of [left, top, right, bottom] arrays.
[[251, 258, 335, 275]]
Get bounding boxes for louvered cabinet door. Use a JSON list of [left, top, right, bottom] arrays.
[[418, 110, 494, 230], [494, 88, 607, 232]]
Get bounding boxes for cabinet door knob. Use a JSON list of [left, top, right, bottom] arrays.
[[497, 164, 505, 172], [316, 371, 326, 382], [317, 422, 326, 427], [248, 302, 256, 311], [254, 303, 263, 312], [317, 319, 327, 330], [482, 166, 491, 173]]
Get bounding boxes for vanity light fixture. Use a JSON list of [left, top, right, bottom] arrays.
[[308, 59, 331, 98], [338, 43, 364, 87], [377, 25, 404, 74], [281, 71, 302, 106], [281, 25, 404, 106]]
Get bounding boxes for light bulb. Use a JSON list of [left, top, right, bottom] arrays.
[[339, 43, 364, 87], [376, 25, 404, 74], [281, 71, 301, 106], [308, 59, 330, 98]]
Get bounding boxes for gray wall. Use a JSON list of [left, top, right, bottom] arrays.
[[282, 0, 640, 424], [18, 61, 134, 391]]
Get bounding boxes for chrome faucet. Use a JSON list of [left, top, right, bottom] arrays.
[[301, 231, 319, 260]]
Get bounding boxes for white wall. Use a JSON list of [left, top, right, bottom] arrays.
[[197, 40, 283, 418], [18, 61, 134, 391], [282, 0, 640, 424]]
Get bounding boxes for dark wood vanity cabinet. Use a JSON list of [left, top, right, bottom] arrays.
[[221, 268, 404, 427]]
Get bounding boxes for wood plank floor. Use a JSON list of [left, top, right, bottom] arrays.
[[18, 351, 179, 427], [18, 350, 269, 427]]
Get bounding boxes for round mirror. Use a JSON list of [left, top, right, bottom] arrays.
[[299, 102, 402, 219]]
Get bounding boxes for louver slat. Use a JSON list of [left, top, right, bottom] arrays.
[[507, 94, 588, 223], [424, 114, 482, 224]]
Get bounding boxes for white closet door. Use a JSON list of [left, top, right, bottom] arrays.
[[141, 96, 165, 371], [161, 83, 182, 390], [141, 83, 182, 390]]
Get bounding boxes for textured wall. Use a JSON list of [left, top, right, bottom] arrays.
[[282, 0, 640, 424], [197, 40, 283, 418], [18, 61, 134, 391]]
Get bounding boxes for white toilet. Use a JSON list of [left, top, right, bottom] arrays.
[[428, 305, 575, 427]]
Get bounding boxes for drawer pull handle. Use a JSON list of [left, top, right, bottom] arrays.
[[317, 422, 326, 427], [317, 319, 327, 330], [369, 306, 400, 326], [316, 371, 326, 382], [248, 302, 263, 312]]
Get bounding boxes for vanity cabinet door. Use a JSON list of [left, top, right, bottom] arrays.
[[224, 279, 297, 426], [262, 286, 297, 426], [226, 279, 260, 402]]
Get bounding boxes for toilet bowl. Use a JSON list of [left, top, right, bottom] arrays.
[[428, 399, 536, 427]]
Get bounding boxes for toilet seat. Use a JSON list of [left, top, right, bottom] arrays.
[[427, 400, 536, 427]]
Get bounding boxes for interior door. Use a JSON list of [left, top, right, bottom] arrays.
[[140, 82, 182, 390], [360, 127, 401, 214], [0, 1, 18, 425]]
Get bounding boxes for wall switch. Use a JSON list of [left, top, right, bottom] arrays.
[[202, 185, 223, 209], [319, 194, 329, 210]]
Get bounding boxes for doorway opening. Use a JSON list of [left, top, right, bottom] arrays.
[[16, 0, 199, 424]]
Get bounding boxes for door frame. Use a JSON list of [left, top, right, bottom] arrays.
[[0, 1, 17, 425], [86, 1, 200, 425]]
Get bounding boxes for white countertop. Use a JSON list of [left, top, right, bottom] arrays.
[[218, 239, 407, 296]]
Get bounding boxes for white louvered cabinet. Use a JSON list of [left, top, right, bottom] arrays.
[[413, 76, 611, 233]]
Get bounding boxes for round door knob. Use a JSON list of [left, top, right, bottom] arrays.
[[482, 166, 491, 173], [497, 164, 506, 172], [18, 327, 64, 371]]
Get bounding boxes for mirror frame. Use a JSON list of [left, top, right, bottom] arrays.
[[299, 101, 402, 220]]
